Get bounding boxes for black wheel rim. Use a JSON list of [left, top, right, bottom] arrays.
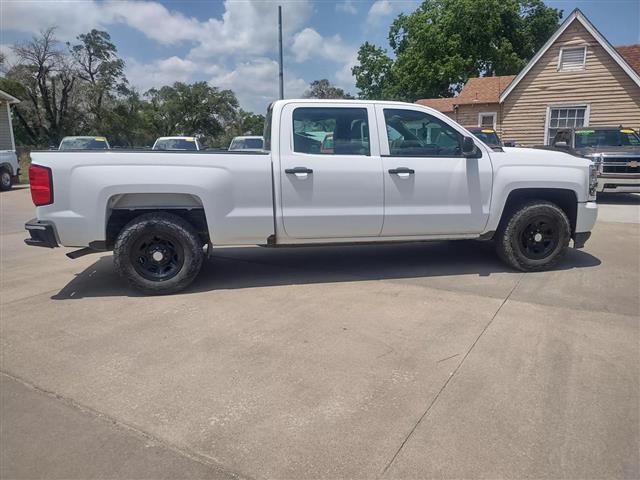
[[518, 215, 560, 260], [131, 231, 184, 281]]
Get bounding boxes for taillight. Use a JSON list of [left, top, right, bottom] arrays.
[[29, 165, 53, 206]]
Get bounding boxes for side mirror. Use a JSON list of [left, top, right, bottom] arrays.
[[554, 141, 569, 149], [503, 139, 516, 147], [462, 136, 478, 157]]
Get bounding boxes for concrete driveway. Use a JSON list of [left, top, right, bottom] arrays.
[[1, 185, 638, 479]]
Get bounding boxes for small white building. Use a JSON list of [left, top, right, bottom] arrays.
[[0, 89, 21, 190]]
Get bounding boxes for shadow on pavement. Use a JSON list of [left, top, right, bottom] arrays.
[[596, 193, 640, 205], [52, 240, 601, 299], [1, 184, 30, 193]]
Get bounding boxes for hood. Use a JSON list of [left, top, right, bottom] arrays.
[[499, 146, 591, 168]]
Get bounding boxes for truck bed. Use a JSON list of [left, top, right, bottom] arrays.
[[29, 150, 275, 247]]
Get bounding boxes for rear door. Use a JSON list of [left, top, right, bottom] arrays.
[[278, 103, 383, 239], [376, 104, 493, 236]]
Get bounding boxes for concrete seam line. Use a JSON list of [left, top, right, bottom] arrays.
[[1, 288, 61, 307], [379, 273, 526, 477], [0, 370, 255, 480]]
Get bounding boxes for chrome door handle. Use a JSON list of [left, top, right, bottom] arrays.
[[388, 167, 415, 175], [285, 167, 313, 174]]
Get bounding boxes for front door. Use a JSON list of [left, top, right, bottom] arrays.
[[376, 105, 493, 236], [279, 103, 383, 239]]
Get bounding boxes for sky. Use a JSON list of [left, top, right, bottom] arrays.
[[1, 0, 638, 114]]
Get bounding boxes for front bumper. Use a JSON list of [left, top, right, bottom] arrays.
[[24, 218, 59, 248], [597, 174, 640, 193], [573, 201, 597, 248]]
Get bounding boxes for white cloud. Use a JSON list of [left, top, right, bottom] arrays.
[[104, 1, 203, 45], [367, 0, 393, 23], [291, 28, 352, 63], [126, 56, 209, 92], [1, 0, 110, 40], [334, 52, 358, 93], [1, 0, 355, 112], [1, 0, 313, 56], [0, 44, 19, 71], [187, 1, 313, 59], [210, 58, 307, 113], [335, 1, 357, 15]]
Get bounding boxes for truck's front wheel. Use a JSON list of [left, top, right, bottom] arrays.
[[0, 168, 12, 191], [496, 200, 570, 271], [114, 212, 204, 295]]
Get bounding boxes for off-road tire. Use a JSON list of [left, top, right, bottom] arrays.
[[496, 200, 570, 272], [114, 212, 204, 295], [0, 168, 12, 191]]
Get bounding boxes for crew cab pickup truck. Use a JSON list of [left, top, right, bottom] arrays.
[[25, 100, 598, 294], [546, 127, 640, 193]]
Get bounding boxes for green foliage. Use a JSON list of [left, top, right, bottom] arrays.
[[143, 82, 239, 144], [68, 29, 126, 132], [303, 79, 354, 99], [352, 42, 393, 100], [352, 0, 562, 101], [212, 110, 266, 149]]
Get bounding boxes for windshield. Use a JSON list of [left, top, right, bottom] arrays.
[[59, 137, 109, 150], [575, 129, 640, 148], [230, 138, 264, 150], [472, 130, 500, 146], [153, 138, 198, 150]]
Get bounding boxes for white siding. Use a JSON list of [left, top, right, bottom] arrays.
[[0, 101, 13, 150]]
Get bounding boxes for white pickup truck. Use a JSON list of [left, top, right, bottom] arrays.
[[25, 99, 598, 294]]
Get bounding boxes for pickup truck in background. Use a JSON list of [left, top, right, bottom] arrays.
[[25, 99, 598, 294], [0, 149, 19, 191], [545, 127, 640, 194], [58, 136, 111, 150], [465, 127, 504, 151], [152, 136, 202, 151], [228, 135, 264, 151]]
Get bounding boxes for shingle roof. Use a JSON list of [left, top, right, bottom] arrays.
[[616, 45, 640, 74], [455, 75, 516, 104], [416, 75, 515, 113], [416, 97, 456, 113]]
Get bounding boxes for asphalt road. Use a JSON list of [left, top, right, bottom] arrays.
[[1, 185, 638, 479]]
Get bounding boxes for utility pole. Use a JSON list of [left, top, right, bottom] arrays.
[[278, 5, 284, 99]]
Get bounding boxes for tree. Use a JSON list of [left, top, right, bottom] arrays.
[[213, 109, 266, 149], [143, 82, 240, 145], [352, 42, 393, 100], [4, 28, 82, 146], [303, 79, 354, 99], [102, 88, 152, 147], [352, 0, 562, 101], [68, 29, 126, 132]]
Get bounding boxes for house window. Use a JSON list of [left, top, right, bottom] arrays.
[[546, 106, 589, 144], [558, 46, 586, 71], [478, 112, 497, 129]]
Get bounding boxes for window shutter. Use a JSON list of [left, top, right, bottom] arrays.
[[560, 47, 586, 71]]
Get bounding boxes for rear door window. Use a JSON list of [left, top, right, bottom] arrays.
[[292, 107, 370, 156]]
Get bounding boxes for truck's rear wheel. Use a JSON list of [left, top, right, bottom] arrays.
[[114, 212, 204, 295], [496, 200, 570, 271], [0, 168, 12, 191]]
